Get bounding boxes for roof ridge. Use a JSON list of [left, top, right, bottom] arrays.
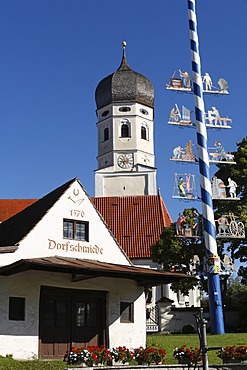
[[157, 190, 173, 226]]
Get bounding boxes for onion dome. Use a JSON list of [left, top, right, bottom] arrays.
[[95, 41, 154, 110]]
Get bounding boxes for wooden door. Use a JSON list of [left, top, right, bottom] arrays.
[[39, 292, 71, 358], [72, 300, 102, 347], [39, 287, 106, 359]]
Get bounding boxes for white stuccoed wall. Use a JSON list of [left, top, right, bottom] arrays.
[[0, 179, 148, 360], [0, 179, 130, 267], [0, 270, 146, 360]]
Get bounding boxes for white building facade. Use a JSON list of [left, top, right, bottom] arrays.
[[0, 178, 186, 359], [94, 43, 200, 316], [95, 43, 157, 197]]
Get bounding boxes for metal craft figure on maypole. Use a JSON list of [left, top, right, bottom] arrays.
[[187, 0, 225, 335]]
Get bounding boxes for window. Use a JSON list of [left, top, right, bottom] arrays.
[[76, 302, 96, 327], [140, 108, 148, 115], [119, 107, 131, 112], [44, 299, 68, 327], [120, 302, 134, 323], [141, 126, 147, 140], [104, 127, 109, 141], [101, 110, 110, 117], [9, 297, 25, 321], [121, 124, 130, 138], [63, 219, 89, 241]]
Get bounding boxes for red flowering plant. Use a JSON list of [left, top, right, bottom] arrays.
[[217, 346, 247, 363], [134, 346, 166, 365], [173, 345, 202, 365], [88, 346, 112, 365], [64, 345, 112, 366], [64, 346, 92, 365], [111, 346, 134, 364]]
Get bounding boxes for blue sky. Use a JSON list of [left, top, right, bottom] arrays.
[[0, 0, 246, 225]]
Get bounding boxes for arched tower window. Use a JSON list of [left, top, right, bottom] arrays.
[[121, 123, 130, 138], [104, 127, 109, 141], [141, 126, 147, 140]]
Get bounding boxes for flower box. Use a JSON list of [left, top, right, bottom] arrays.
[[64, 345, 166, 366], [173, 345, 202, 365], [134, 346, 166, 365], [217, 346, 247, 364]]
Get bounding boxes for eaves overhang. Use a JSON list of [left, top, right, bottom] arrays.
[[0, 245, 18, 253], [0, 256, 194, 287]]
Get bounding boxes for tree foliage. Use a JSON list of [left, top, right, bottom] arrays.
[[151, 138, 247, 296], [150, 218, 205, 295], [224, 277, 247, 331], [214, 136, 247, 283]]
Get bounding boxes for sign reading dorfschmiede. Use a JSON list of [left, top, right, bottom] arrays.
[[48, 239, 103, 254]]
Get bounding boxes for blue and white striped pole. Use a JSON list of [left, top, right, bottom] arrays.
[[187, 0, 225, 334]]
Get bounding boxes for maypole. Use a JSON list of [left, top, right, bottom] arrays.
[[187, 0, 225, 334]]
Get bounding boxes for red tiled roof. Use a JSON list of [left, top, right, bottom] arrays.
[[0, 200, 38, 222], [92, 194, 172, 259], [0, 191, 172, 260], [0, 179, 77, 247]]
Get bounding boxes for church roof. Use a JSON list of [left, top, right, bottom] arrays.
[[95, 43, 154, 110], [92, 194, 172, 259], [0, 189, 172, 259]]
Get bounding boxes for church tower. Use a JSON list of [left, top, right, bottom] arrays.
[[94, 42, 157, 197]]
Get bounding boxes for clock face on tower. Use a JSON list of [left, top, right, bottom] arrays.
[[117, 154, 133, 169]]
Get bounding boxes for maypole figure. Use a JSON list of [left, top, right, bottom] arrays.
[[173, 173, 198, 199], [227, 178, 237, 198], [168, 104, 192, 125], [179, 69, 191, 88], [176, 213, 186, 235], [208, 141, 235, 163], [169, 106, 180, 122], [213, 141, 227, 160], [193, 209, 202, 236], [171, 140, 196, 162], [202, 73, 213, 91], [187, 0, 225, 335], [178, 176, 186, 197], [212, 176, 226, 199], [172, 146, 185, 159], [166, 70, 229, 94], [208, 107, 221, 125], [216, 213, 245, 238]]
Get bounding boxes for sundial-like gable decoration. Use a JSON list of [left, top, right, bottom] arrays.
[[0, 178, 131, 264]]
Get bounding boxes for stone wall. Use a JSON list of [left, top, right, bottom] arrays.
[[157, 302, 241, 333]]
